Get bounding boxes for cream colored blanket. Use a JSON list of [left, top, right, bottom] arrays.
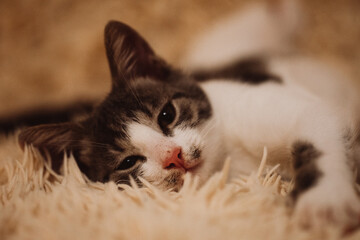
[[0, 135, 359, 240]]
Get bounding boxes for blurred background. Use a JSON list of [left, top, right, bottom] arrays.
[[0, 0, 359, 118]]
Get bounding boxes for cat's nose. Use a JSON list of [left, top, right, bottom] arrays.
[[162, 147, 185, 170]]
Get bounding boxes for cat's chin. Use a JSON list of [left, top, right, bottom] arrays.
[[171, 163, 205, 191], [161, 171, 185, 192], [156, 164, 203, 192]]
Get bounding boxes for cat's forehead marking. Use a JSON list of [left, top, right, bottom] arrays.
[[124, 78, 172, 105]]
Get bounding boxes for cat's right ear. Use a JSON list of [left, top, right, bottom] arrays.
[[18, 122, 85, 171], [104, 21, 172, 87]]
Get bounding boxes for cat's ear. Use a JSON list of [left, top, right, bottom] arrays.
[[104, 20, 172, 86], [18, 122, 85, 171]]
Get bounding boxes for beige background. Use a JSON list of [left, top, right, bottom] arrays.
[[1, 0, 359, 117]]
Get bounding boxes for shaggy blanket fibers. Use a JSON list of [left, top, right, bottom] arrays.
[[0, 135, 359, 240]]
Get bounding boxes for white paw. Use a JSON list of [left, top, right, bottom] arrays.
[[292, 184, 360, 230]]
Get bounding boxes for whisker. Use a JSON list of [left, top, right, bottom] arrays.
[[200, 119, 217, 138]]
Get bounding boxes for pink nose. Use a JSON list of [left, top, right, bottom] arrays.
[[162, 147, 184, 170]]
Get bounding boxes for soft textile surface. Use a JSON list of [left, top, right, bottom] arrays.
[[0, 135, 359, 240]]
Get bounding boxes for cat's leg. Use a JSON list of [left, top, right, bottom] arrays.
[[289, 112, 360, 229]]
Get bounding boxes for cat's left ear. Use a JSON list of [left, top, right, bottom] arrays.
[[104, 20, 173, 87], [18, 122, 85, 171]]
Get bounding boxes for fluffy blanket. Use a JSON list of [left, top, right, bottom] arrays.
[[0, 134, 359, 240]]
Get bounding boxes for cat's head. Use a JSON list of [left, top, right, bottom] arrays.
[[19, 21, 222, 190]]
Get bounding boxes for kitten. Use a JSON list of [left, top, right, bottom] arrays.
[[18, 0, 359, 229]]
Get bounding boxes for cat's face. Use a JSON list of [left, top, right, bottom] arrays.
[[19, 21, 222, 190], [86, 76, 214, 190]]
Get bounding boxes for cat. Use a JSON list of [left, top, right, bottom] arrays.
[[17, 0, 360, 229]]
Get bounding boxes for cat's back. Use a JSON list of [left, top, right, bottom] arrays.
[[182, 0, 360, 127]]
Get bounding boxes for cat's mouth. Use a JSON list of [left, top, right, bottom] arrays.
[[163, 169, 184, 191], [163, 159, 203, 191]]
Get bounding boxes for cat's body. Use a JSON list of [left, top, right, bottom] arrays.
[[196, 56, 360, 179], [18, 0, 359, 229], [185, 2, 360, 227], [197, 58, 360, 227]]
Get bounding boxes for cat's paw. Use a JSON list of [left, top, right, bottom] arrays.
[[292, 184, 360, 230]]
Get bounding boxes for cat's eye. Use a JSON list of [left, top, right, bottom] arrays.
[[116, 155, 145, 171], [158, 102, 176, 128]]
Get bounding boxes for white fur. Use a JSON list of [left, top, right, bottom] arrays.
[[183, 0, 360, 228], [128, 123, 177, 166], [128, 121, 224, 187]]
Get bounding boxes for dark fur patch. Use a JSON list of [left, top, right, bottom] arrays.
[[291, 141, 323, 201], [192, 57, 282, 84], [292, 141, 322, 170], [18, 122, 86, 172], [105, 21, 179, 85], [191, 147, 201, 159]]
